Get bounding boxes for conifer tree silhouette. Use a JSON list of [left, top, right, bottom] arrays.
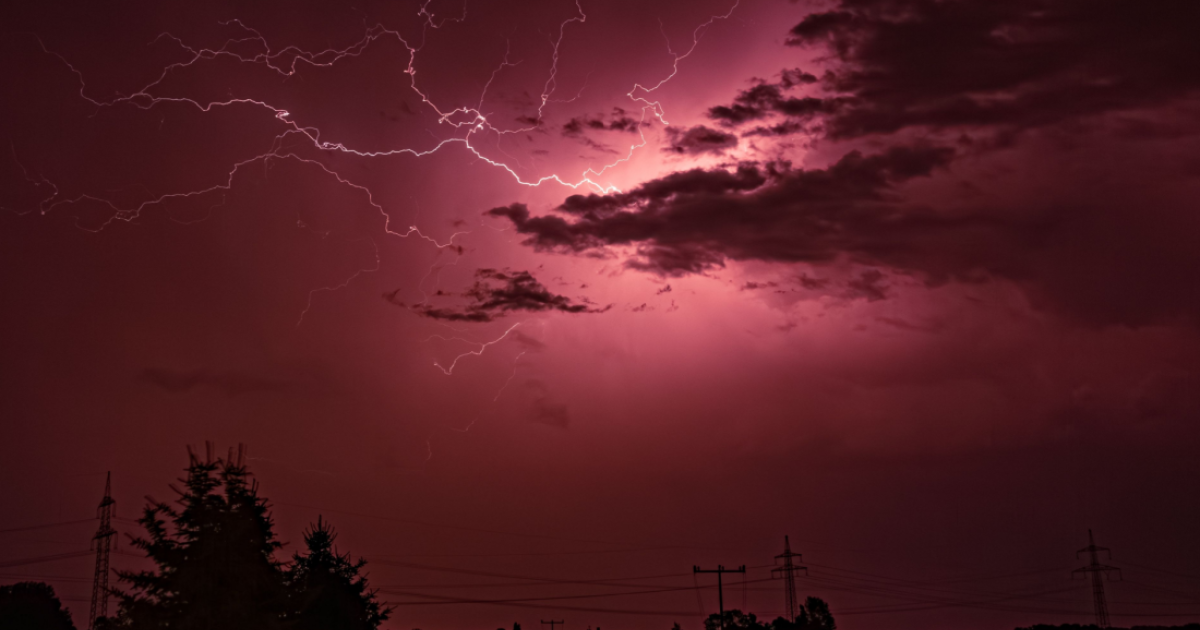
[[286, 516, 390, 630], [109, 445, 288, 630]]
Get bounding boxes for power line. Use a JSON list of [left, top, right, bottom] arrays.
[[1122, 561, 1200, 583], [0, 550, 93, 569], [366, 546, 685, 559], [0, 519, 95, 535], [1119, 579, 1200, 603], [692, 571, 706, 616], [382, 590, 706, 617], [791, 564, 1093, 616], [275, 501, 728, 552], [803, 575, 1087, 616], [380, 577, 776, 606], [0, 573, 94, 583], [804, 560, 1070, 590], [371, 559, 713, 588]]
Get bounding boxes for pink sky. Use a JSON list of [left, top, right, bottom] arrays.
[[3, 1, 1200, 628]]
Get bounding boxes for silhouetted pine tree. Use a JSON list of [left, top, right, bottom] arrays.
[[285, 516, 390, 630], [109, 446, 289, 630]]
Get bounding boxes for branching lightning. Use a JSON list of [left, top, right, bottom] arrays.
[[296, 237, 382, 327], [421, 342, 526, 469], [627, 0, 741, 125], [24, 0, 738, 216], [424, 323, 522, 376], [14, 0, 739, 370], [493, 350, 527, 402], [5, 0, 744, 475]]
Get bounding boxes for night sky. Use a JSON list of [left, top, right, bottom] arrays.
[[3, 1, 1200, 629]]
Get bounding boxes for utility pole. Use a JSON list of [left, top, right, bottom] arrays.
[[541, 620, 564, 630], [1073, 529, 1120, 628], [693, 564, 746, 630], [89, 472, 116, 630], [772, 536, 807, 621]]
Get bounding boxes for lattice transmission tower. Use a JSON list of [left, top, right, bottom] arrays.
[[89, 472, 116, 630], [1073, 529, 1120, 628], [771, 536, 807, 621]]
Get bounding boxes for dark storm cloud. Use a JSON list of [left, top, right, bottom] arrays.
[[487, 146, 955, 275], [745, 272, 888, 301], [387, 268, 611, 322], [561, 108, 642, 137], [139, 368, 290, 397], [512, 330, 547, 351], [740, 281, 778, 291], [796, 274, 830, 290], [525, 380, 570, 429], [844, 269, 888, 301], [663, 125, 738, 156], [708, 70, 837, 128], [780, 0, 1200, 139], [574, 136, 620, 155], [743, 120, 807, 138], [549, 163, 768, 220], [875, 316, 946, 334], [532, 397, 570, 428], [489, 117, 1200, 325], [492, 16, 1200, 329], [1132, 371, 1200, 423]]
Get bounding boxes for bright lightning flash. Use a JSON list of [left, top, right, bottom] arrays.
[[13, 0, 740, 376]]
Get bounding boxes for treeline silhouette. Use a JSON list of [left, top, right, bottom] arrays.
[[0, 447, 842, 630], [1017, 625, 1200, 630], [690, 601, 836, 630], [0, 447, 389, 630], [0, 582, 76, 630], [108, 447, 388, 630]]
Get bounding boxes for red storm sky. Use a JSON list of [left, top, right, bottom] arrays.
[[3, 1, 1200, 629]]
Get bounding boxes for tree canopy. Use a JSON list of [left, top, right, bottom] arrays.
[[0, 582, 76, 630], [700, 598, 835, 630]]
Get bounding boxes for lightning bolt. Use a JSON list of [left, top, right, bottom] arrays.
[[628, 0, 741, 125], [14, 0, 740, 381], [425, 322, 522, 376], [417, 0, 468, 31], [421, 344, 527, 469], [493, 350, 527, 402], [296, 237, 381, 327], [26, 0, 740, 219]]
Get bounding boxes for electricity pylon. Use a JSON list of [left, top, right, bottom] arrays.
[[89, 472, 116, 630], [772, 536, 807, 621], [1073, 529, 1120, 628]]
